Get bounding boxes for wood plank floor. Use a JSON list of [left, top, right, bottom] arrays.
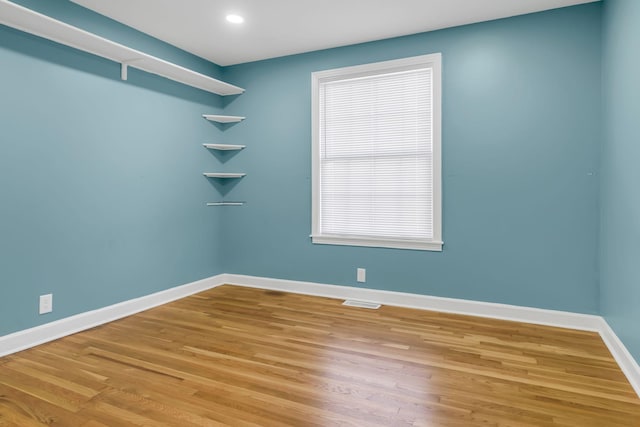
[[1, 285, 639, 426]]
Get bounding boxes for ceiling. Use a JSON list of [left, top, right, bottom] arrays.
[[71, 0, 599, 66]]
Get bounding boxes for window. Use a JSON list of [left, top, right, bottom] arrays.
[[311, 54, 442, 251]]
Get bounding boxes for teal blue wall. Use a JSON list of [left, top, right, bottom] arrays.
[[0, 2, 613, 340], [221, 4, 603, 314], [600, 0, 640, 361], [0, 0, 229, 335]]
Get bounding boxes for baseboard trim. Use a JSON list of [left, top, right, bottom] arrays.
[[2, 272, 639, 399], [222, 273, 640, 398], [221, 274, 603, 331], [0, 275, 224, 358], [598, 319, 640, 398]]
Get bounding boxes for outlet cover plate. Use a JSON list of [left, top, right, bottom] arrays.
[[39, 294, 53, 314]]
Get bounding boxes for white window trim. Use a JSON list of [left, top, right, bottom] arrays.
[[311, 53, 443, 252]]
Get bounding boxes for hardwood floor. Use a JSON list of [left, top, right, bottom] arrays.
[[1, 285, 639, 426]]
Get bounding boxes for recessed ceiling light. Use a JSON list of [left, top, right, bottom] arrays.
[[226, 14, 244, 24]]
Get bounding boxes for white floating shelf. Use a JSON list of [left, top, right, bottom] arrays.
[[0, 0, 244, 96], [203, 143, 246, 151], [202, 114, 245, 124], [206, 202, 245, 206], [203, 173, 246, 178]]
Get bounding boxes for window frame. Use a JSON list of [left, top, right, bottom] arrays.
[[311, 53, 443, 251]]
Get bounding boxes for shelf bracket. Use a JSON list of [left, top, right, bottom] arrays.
[[121, 63, 128, 81]]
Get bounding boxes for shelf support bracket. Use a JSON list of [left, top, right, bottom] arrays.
[[121, 63, 128, 81]]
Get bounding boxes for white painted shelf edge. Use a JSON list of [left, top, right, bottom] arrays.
[[203, 143, 246, 151], [202, 114, 245, 123], [206, 202, 245, 206], [0, 0, 244, 96], [203, 172, 246, 178]]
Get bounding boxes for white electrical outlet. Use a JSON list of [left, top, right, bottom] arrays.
[[357, 268, 366, 283], [39, 294, 53, 314]]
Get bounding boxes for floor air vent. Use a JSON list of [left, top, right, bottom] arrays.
[[342, 300, 381, 309]]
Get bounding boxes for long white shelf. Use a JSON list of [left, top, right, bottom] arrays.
[[203, 114, 245, 124], [206, 202, 245, 206], [203, 143, 246, 151], [203, 172, 246, 178], [0, 0, 244, 96]]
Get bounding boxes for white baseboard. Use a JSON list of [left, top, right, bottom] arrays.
[[0, 274, 224, 358], [2, 272, 639, 399], [597, 319, 640, 398], [222, 273, 640, 398], [221, 274, 604, 331]]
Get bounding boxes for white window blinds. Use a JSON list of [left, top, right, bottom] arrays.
[[312, 54, 442, 251]]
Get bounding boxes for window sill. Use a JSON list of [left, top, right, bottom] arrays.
[[311, 235, 443, 252]]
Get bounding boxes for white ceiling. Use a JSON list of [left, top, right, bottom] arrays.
[[71, 0, 599, 66]]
